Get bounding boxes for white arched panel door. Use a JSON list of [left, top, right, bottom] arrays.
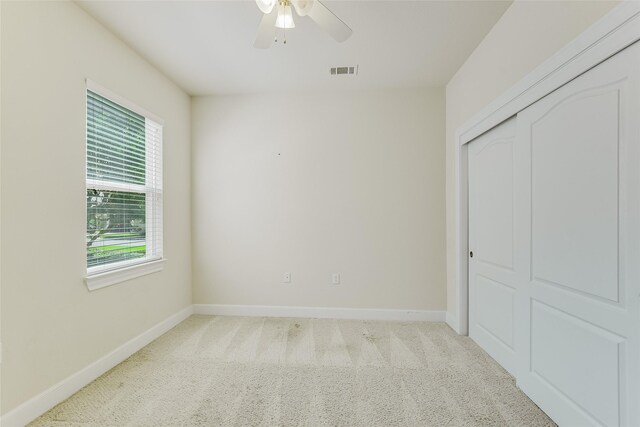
[[468, 116, 519, 375], [515, 41, 640, 427]]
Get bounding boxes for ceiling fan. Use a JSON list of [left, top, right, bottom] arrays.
[[254, 0, 352, 48]]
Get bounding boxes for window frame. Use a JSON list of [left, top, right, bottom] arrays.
[[84, 80, 165, 291]]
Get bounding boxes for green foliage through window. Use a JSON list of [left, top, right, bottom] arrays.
[[86, 190, 146, 268]]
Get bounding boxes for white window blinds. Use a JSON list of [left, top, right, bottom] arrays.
[[86, 87, 163, 273]]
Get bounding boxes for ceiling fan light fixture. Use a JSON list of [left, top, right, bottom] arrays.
[[256, 0, 276, 14], [254, 0, 351, 49], [275, 4, 295, 29]]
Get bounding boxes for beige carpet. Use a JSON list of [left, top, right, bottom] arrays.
[[30, 315, 554, 426]]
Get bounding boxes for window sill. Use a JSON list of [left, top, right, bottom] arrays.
[[85, 259, 166, 291]]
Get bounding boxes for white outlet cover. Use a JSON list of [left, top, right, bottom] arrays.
[[332, 273, 340, 285], [283, 272, 291, 283]]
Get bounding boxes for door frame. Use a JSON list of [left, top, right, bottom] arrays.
[[449, 0, 640, 335]]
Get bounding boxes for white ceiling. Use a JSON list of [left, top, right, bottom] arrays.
[[77, 1, 511, 96]]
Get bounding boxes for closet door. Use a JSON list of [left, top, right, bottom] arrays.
[[468, 117, 520, 375], [515, 41, 640, 427]]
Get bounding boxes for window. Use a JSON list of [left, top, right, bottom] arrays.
[[85, 82, 163, 289]]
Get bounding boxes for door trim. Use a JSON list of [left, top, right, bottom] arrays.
[[450, 0, 640, 335]]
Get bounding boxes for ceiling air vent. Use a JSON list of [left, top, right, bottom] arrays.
[[330, 65, 358, 76]]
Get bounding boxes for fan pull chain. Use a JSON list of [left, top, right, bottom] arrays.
[[281, 2, 287, 45], [273, 0, 289, 46], [275, 27, 285, 44]]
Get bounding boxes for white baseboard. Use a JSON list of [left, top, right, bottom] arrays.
[[193, 304, 445, 322], [1, 306, 194, 427], [446, 311, 461, 334]]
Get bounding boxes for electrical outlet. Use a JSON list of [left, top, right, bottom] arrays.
[[283, 272, 291, 283], [331, 273, 340, 285]]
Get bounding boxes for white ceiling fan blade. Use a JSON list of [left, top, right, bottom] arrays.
[[291, 0, 313, 16], [306, 0, 352, 43], [254, 8, 278, 49], [256, 0, 276, 14]]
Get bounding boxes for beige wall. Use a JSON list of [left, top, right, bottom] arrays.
[[445, 0, 619, 321], [1, 1, 192, 414], [192, 89, 446, 311]]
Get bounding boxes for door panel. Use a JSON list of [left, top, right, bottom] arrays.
[[530, 300, 623, 427], [473, 136, 514, 270], [475, 275, 515, 348], [468, 116, 518, 375], [515, 42, 640, 427], [531, 88, 620, 302]]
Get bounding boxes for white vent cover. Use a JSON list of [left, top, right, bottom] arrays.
[[330, 65, 358, 76]]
